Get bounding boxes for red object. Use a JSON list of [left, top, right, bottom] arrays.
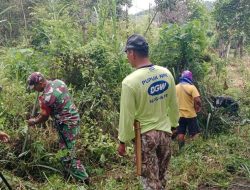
[[39, 96, 51, 116]]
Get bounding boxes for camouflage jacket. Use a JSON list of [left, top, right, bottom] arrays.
[[39, 79, 80, 126]]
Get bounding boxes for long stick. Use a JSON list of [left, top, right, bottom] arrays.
[[134, 120, 142, 176], [205, 113, 211, 139], [21, 92, 39, 153], [0, 172, 12, 190]]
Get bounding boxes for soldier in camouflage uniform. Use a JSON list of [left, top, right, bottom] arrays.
[[27, 72, 89, 184]]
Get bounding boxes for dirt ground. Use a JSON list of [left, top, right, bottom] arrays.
[[198, 177, 250, 190], [228, 177, 250, 190]]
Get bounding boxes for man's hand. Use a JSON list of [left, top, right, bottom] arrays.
[[117, 143, 126, 156], [27, 114, 48, 127], [171, 127, 178, 140], [27, 118, 36, 126], [171, 127, 177, 133], [0, 131, 10, 143]]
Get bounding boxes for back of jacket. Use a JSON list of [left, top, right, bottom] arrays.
[[118, 65, 179, 142]]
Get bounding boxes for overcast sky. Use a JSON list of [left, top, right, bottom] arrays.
[[128, 0, 216, 15], [129, 0, 155, 14]]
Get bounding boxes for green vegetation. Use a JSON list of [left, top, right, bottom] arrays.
[[0, 0, 249, 189]]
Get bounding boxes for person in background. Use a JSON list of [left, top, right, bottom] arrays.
[[117, 34, 179, 190], [176, 70, 202, 149], [26, 72, 89, 184]]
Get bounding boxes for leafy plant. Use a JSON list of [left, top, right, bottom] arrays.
[[152, 20, 209, 81]]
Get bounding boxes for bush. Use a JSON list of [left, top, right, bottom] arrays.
[[151, 20, 209, 81]]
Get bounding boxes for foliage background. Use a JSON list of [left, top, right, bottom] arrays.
[[0, 0, 249, 189]]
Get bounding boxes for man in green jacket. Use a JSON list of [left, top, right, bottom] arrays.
[[117, 34, 179, 190]]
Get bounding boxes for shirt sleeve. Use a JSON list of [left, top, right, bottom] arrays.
[[43, 92, 56, 107], [191, 86, 200, 98], [167, 76, 179, 128], [118, 83, 136, 143]]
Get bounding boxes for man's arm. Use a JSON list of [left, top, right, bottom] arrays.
[[168, 75, 179, 129], [27, 113, 49, 126], [118, 83, 136, 156], [194, 96, 202, 113], [27, 97, 51, 126], [191, 85, 202, 113]]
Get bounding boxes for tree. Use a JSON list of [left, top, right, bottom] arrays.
[[155, 0, 188, 24], [0, 0, 132, 45], [154, 0, 211, 25], [213, 0, 250, 58], [152, 20, 208, 81], [0, 0, 33, 45]]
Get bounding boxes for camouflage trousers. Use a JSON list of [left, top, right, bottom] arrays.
[[57, 123, 88, 181], [140, 130, 171, 190]]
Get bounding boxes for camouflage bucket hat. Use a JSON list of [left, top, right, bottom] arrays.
[[27, 72, 45, 90]]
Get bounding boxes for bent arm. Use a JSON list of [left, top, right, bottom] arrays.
[[194, 96, 202, 113], [28, 97, 51, 126], [35, 113, 49, 124], [28, 113, 49, 126]]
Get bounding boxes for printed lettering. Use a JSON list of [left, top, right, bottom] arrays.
[[142, 76, 158, 85], [148, 80, 169, 96], [159, 74, 168, 78], [149, 94, 168, 103]]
